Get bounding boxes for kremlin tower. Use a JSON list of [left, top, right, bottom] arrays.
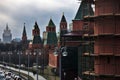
[[60, 0, 94, 80], [44, 18, 58, 67], [73, 0, 94, 32], [29, 22, 42, 50], [21, 23, 28, 51], [44, 18, 57, 48], [22, 23, 27, 42], [83, 0, 120, 80], [59, 13, 68, 46]]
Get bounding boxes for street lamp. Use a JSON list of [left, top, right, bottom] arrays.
[[8, 51, 12, 70], [34, 49, 41, 80], [17, 51, 22, 76], [1, 52, 5, 65], [26, 50, 31, 80], [53, 46, 68, 80], [54, 68, 57, 80], [64, 72, 66, 80]]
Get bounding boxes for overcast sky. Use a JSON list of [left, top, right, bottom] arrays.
[[0, 0, 80, 40]]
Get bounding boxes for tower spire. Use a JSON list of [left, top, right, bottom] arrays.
[[6, 23, 9, 30], [22, 23, 27, 41], [23, 23, 26, 35], [60, 12, 67, 23], [48, 18, 55, 27]]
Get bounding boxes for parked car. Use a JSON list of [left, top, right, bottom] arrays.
[[14, 75, 21, 80], [5, 75, 11, 80], [5, 72, 12, 80], [0, 71, 5, 77]]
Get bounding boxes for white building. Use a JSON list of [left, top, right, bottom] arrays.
[[3, 24, 12, 43]]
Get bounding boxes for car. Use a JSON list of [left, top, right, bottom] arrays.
[[11, 73, 15, 78], [5, 72, 12, 80], [5, 75, 11, 80], [14, 75, 22, 80], [0, 71, 5, 77], [5, 72, 12, 76]]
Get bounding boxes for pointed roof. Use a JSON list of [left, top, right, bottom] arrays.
[[6, 23, 9, 30], [44, 32, 57, 46], [23, 23, 27, 35], [32, 22, 42, 45], [34, 21, 39, 29], [74, 1, 94, 20], [48, 18, 55, 27], [60, 13, 67, 23]]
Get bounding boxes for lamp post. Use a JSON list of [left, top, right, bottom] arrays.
[[1, 52, 5, 65], [17, 51, 22, 76], [54, 68, 56, 80], [26, 50, 31, 80], [34, 49, 41, 80], [8, 51, 12, 70], [53, 47, 68, 80], [64, 72, 66, 80]]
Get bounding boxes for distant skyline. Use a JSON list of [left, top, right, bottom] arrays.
[[0, 0, 80, 40]]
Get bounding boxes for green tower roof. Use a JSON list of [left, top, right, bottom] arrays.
[[48, 18, 55, 27], [44, 32, 57, 46], [74, 1, 94, 20], [23, 23, 26, 35], [60, 13, 67, 23]]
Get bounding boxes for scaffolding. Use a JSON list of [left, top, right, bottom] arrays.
[[83, 0, 120, 80]]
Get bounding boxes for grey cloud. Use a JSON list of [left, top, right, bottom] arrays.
[[0, 0, 79, 39]]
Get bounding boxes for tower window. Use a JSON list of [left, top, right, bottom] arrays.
[[83, 23, 88, 30]]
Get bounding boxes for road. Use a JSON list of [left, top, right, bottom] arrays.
[[0, 64, 46, 80]]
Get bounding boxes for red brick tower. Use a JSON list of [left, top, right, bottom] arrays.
[[29, 22, 42, 50], [73, 0, 94, 32], [44, 18, 57, 48], [44, 18, 58, 68], [86, 0, 120, 80], [22, 23, 27, 42], [60, 13, 67, 35], [21, 23, 28, 52], [60, 0, 94, 80], [59, 13, 67, 46]]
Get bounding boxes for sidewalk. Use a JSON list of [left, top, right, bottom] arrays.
[[0, 64, 46, 80]]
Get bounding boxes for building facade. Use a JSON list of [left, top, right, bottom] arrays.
[[84, 0, 120, 80], [60, 0, 94, 80], [3, 24, 12, 43]]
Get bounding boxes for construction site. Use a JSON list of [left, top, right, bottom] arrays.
[[82, 0, 120, 80]]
